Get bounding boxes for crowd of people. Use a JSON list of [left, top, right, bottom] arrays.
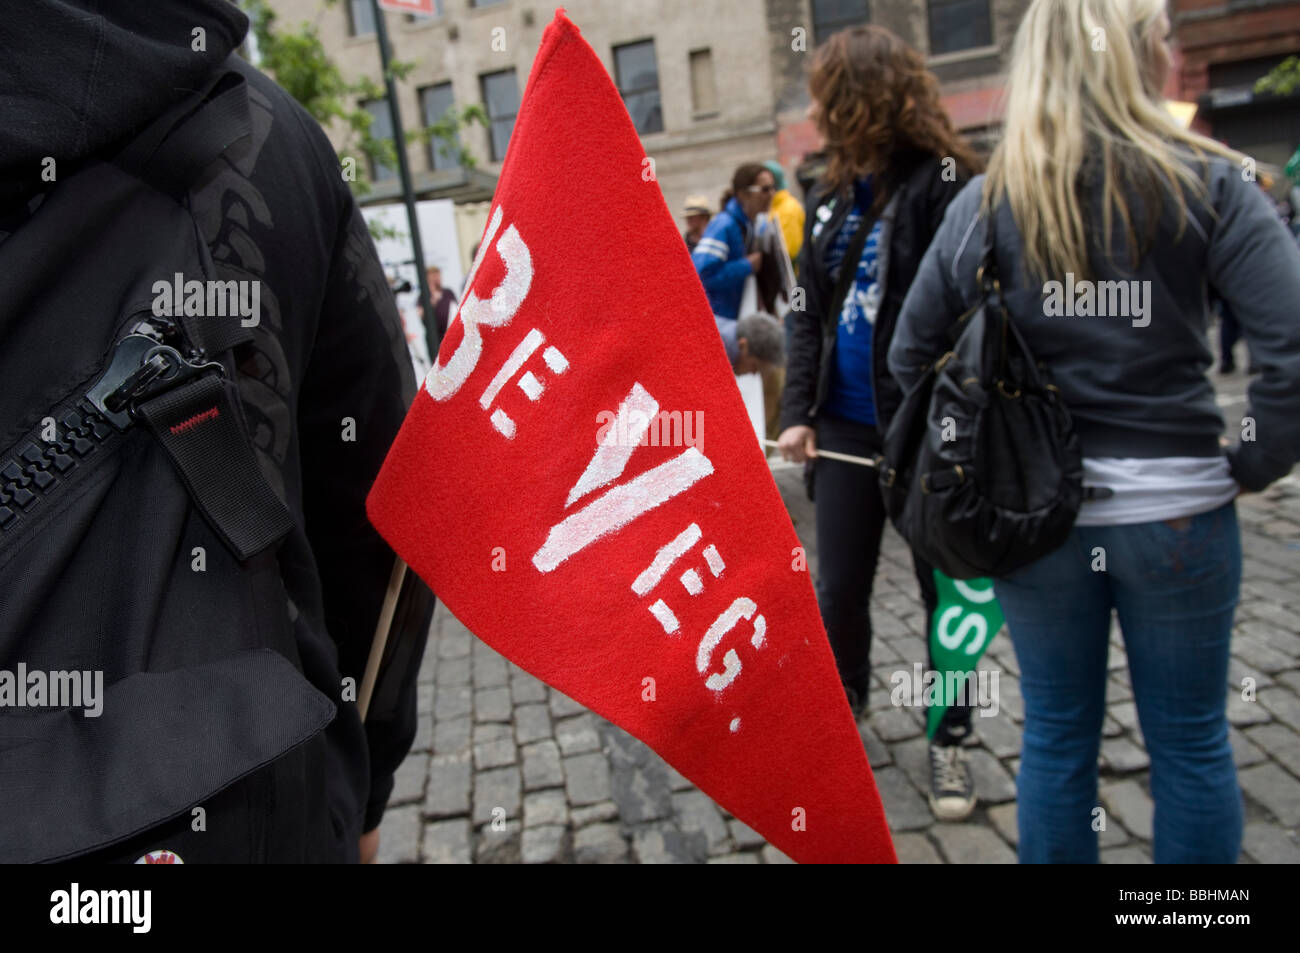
[[689, 0, 1300, 863], [7, 0, 1298, 868]]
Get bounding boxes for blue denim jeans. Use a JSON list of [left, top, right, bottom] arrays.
[[993, 502, 1243, 863]]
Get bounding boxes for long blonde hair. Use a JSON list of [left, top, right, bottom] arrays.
[[985, 0, 1243, 282]]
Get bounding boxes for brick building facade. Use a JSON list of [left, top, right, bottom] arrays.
[[1169, 0, 1300, 173], [257, 1, 1300, 269]]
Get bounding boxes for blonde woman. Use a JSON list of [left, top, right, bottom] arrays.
[[890, 0, 1300, 862]]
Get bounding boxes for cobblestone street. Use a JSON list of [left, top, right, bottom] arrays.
[[380, 368, 1300, 863]]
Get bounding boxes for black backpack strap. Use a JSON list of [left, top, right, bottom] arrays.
[[116, 69, 251, 200], [113, 83, 219, 182], [146, 75, 252, 201], [116, 65, 255, 359], [110, 65, 287, 560]]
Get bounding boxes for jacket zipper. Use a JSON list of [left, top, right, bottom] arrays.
[[0, 403, 116, 532], [0, 315, 216, 534]]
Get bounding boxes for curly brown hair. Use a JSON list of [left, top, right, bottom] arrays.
[[809, 26, 982, 203]]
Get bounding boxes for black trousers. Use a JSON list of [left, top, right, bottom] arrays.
[[1218, 299, 1254, 370], [813, 414, 972, 743]]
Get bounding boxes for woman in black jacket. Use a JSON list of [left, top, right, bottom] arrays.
[[776, 24, 982, 821]]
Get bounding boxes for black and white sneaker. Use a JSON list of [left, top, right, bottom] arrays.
[[928, 741, 976, 821]]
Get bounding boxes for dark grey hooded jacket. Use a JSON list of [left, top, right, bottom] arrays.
[[889, 159, 1300, 492]]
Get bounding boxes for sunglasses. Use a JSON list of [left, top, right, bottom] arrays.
[[746, 184, 776, 194]]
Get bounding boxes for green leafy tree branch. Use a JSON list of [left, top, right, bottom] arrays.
[[1256, 56, 1300, 97], [239, 0, 485, 239]]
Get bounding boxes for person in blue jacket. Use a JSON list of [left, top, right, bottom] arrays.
[[692, 163, 774, 320]]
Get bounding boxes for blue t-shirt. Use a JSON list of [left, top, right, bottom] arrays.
[[823, 178, 882, 426]]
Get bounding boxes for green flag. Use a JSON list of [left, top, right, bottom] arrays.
[[926, 570, 1004, 738]]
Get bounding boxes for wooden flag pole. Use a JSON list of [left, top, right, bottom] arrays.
[[358, 556, 408, 722], [762, 438, 878, 468]]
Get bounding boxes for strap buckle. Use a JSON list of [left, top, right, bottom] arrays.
[[921, 466, 966, 496], [86, 335, 224, 430]]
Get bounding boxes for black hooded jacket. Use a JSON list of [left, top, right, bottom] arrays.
[[0, 0, 431, 860]]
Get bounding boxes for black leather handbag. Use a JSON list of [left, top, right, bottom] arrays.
[[878, 209, 1083, 579]]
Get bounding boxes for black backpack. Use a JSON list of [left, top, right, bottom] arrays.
[[0, 69, 338, 862], [878, 209, 1084, 579]]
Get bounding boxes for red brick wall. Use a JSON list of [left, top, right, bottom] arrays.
[[941, 85, 1006, 131], [776, 118, 822, 174]]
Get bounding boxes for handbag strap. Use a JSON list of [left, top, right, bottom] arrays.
[[942, 202, 1003, 347], [825, 202, 876, 332], [975, 202, 1019, 380], [977, 201, 999, 291]]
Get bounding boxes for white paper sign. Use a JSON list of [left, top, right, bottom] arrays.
[[735, 372, 765, 450]]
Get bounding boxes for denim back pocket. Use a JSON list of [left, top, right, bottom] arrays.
[[1138, 502, 1239, 590]]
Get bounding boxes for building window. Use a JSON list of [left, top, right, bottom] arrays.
[[347, 0, 376, 37], [480, 69, 520, 162], [421, 82, 460, 171], [363, 98, 396, 182], [614, 40, 664, 135], [689, 48, 717, 116], [811, 0, 869, 46], [928, 0, 992, 56]]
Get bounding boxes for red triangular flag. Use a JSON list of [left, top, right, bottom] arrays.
[[367, 10, 895, 864]]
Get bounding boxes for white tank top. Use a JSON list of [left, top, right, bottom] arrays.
[[1076, 456, 1238, 526]]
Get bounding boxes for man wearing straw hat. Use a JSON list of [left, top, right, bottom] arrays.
[[681, 195, 713, 253]]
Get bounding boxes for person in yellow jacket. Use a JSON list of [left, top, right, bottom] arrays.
[[763, 160, 805, 267]]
